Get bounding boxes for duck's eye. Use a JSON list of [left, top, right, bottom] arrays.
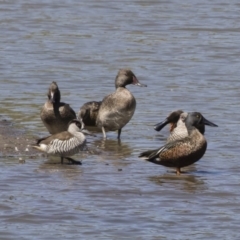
[[196, 115, 200, 118]]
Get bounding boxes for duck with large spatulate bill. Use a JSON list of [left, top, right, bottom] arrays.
[[139, 112, 218, 175], [154, 109, 205, 135]]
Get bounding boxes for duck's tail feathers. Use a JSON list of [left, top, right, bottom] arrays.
[[139, 148, 160, 161]]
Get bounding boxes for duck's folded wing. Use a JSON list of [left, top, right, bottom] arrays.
[[36, 131, 73, 145], [139, 146, 167, 161], [139, 139, 188, 162]]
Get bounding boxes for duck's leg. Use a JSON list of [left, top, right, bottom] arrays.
[[102, 127, 107, 139], [117, 138, 121, 145], [61, 157, 64, 164], [117, 128, 122, 139], [176, 167, 181, 175], [65, 157, 82, 165]]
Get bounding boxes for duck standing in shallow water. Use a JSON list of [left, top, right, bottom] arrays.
[[41, 81, 76, 134], [139, 112, 218, 175], [96, 69, 147, 139], [78, 101, 101, 129], [154, 110, 205, 135], [33, 119, 90, 164]]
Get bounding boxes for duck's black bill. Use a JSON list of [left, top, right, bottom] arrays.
[[202, 117, 218, 127], [154, 119, 169, 132], [132, 76, 147, 87]]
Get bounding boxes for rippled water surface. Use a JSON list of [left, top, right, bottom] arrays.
[[0, 0, 240, 239]]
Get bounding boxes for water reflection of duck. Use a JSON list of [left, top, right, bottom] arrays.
[[93, 138, 132, 159], [154, 110, 205, 135], [40, 81, 76, 134], [139, 112, 218, 175], [33, 119, 90, 165], [91, 139, 133, 170], [148, 171, 206, 193], [96, 69, 147, 139]]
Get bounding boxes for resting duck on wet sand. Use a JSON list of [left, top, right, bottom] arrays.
[[33, 119, 91, 165], [139, 112, 218, 175], [40, 81, 76, 134], [154, 109, 206, 135], [78, 101, 101, 129], [96, 69, 147, 139]]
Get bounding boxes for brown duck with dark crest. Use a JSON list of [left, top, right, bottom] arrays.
[[96, 69, 147, 139], [40, 81, 76, 134]]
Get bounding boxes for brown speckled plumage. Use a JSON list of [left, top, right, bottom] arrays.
[[139, 112, 218, 175], [40, 82, 76, 134], [96, 69, 147, 139], [78, 101, 101, 128]]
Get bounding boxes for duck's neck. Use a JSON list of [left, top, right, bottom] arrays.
[[68, 124, 80, 135], [115, 83, 126, 89], [48, 89, 61, 104], [167, 120, 188, 142]]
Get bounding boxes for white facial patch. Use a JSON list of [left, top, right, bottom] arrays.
[[51, 91, 54, 99]]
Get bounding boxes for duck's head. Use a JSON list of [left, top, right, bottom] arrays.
[[185, 112, 218, 131], [154, 110, 184, 132], [68, 119, 96, 136], [68, 119, 82, 131], [115, 69, 147, 88], [48, 81, 61, 104]]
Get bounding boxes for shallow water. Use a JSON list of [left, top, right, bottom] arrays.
[[0, 0, 240, 239]]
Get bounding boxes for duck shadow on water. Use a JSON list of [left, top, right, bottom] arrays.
[[35, 153, 87, 167], [35, 156, 84, 180]]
